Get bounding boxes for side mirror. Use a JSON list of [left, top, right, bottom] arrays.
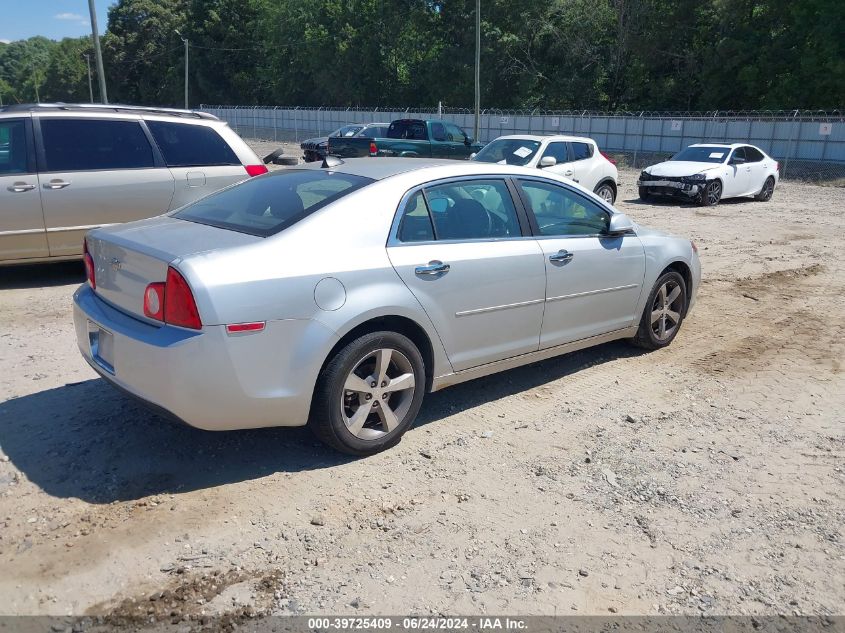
[[469, 152, 477, 160], [606, 213, 634, 235], [464, 136, 472, 146], [730, 156, 746, 165], [539, 156, 557, 168]]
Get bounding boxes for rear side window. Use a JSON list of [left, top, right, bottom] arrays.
[[570, 142, 594, 161], [41, 119, 154, 172], [430, 122, 447, 142], [397, 191, 435, 242], [744, 146, 764, 162], [147, 121, 239, 167], [0, 119, 30, 175], [174, 170, 373, 237]]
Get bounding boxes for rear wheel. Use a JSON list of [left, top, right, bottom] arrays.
[[594, 182, 616, 204], [632, 271, 688, 350], [697, 180, 722, 206], [638, 186, 651, 200], [755, 176, 775, 201], [310, 332, 425, 455]]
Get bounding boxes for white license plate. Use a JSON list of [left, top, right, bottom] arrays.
[[88, 321, 115, 373]]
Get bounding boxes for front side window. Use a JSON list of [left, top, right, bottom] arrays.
[[399, 179, 521, 241], [175, 170, 373, 237], [729, 147, 746, 164], [570, 142, 594, 161], [519, 180, 609, 236], [472, 139, 541, 166], [445, 123, 467, 142], [41, 119, 154, 172], [0, 119, 29, 175], [147, 121, 239, 168], [541, 142, 568, 164]]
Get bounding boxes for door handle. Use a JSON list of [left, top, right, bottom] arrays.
[[415, 260, 450, 276], [549, 249, 574, 263], [43, 180, 71, 190], [7, 182, 36, 193]]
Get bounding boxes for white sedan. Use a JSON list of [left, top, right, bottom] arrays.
[[471, 135, 619, 203], [638, 143, 779, 206]]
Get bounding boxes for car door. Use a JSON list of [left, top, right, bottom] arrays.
[[445, 123, 473, 159], [743, 146, 768, 194], [516, 178, 645, 348], [386, 178, 545, 372], [724, 147, 749, 197], [145, 120, 247, 208], [567, 141, 601, 190], [538, 141, 574, 180], [35, 117, 175, 257], [428, 122, 452, 159], [0, 117, 49, 261]]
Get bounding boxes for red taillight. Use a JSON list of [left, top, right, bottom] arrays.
[[143, 282, 165, 320], [83, 238, 96, 289], [775, 161, 780, 171], [369, 141, 378, 156], [245, 164, 268, 177], [600, 151, 617, 165], [164, 267, 202, 329], [143, 267, 201, 329]]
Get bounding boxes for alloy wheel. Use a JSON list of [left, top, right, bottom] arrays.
[[707, 181, 722, 205], [650, 280, 684, 342], [340, 348, 416, 440], [597, 185, 614, 203]]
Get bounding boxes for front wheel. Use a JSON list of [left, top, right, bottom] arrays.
[[594, 182, 616, 204], [638, 186, 651, 200], [755, 176, 775, 201], [697, 180, 722, 206], [309, 331, 425, 455], [632, 271, 688, 350]]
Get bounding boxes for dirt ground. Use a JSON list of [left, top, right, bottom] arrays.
[[0, 146, 843, 623]]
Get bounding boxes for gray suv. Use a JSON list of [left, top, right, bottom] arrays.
[[0, 103, 265, 265]]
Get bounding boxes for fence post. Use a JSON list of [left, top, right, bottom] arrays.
[[782, 110, 799, 179], [633, 112, 644, 168]]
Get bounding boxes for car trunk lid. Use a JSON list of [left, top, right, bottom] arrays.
[[86, 215, 260, 323]]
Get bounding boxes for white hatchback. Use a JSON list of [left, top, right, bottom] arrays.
[[471, 135, 619, 203]]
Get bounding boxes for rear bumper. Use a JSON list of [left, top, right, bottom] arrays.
[[73, 285, 338, 431]]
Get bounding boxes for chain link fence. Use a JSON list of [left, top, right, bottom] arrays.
[[201, 105, 845, 183]]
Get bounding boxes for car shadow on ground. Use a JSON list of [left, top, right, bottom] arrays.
[[622, 196, 755, 208], [0, 261, 85, 290], [0, 341, 643, 504]]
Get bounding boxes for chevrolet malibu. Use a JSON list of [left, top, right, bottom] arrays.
[[74, 158, 700, 455]]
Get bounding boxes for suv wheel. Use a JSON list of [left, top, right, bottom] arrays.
[[594, 182, 616, 204]]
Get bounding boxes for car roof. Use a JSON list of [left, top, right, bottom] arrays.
[[0, 103, 218, 120], [492, 134, 596, 144], [688, 142, 757, 149], [295, 157, 563, 183]]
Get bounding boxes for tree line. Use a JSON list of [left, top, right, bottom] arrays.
[[1, 0, 843, 111]]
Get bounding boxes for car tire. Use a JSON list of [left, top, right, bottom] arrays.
[[594, 182, 616, 204], [638, 186, 651, 200], [754, 176, 775, 201], [309, 331, 426, 456], [697, 180, 722, 206], [273, 156, 300, 166], [631, 271, 688, 350], [262, 148, 286, 165]]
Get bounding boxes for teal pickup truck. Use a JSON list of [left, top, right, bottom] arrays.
[[326, 118, 484, 160]]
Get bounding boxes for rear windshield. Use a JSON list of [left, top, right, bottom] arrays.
[[671, 146, 730, 163], [330, 125, 365, 138], [174, 170, 374, 237], [472, 139, 542, 166]]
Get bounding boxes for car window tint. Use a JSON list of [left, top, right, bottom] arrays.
[[0, 119, 29, 175], [570, 142, 593, 161], [397, 191, 435, 242], [388, 121, 427, 140], [542, 142, 568, 164], [174, 170, 373, 237], [730, 147, 746, 163], [424, 179, 521, 240], [744, 147, 764, 162], [147, 121, 239, 167], [472, 139, 541, 166], [445, 123, 466, 142], [431, 122, 447, 142], [41, 119, 154, 172], [519, 180, 609, 236]]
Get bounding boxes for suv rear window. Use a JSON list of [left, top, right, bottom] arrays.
[[41, 119, 155, 171], [387, 120, 427, 140], [174, 170, 373, 237], [147, 121, 240, 167]]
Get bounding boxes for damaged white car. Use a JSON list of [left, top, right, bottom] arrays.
[[638, 143, 779, 207]]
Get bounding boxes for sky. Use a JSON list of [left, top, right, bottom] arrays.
[[0, 0, 116, 44]]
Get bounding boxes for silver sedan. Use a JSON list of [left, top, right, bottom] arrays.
[[73, 158, 700, 455]]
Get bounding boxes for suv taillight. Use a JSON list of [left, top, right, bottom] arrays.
[[143, 267, 202, 329], [83, 238, 96, 289], [245, 164, 268, 177], [600, 151, 617, 165], [369, 141, 378, 156]]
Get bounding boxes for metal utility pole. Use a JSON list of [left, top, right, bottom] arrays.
[[87, 0, 108, 103], [473, 0, 480, 140], [83, 54, 94, 103], [175, 30, 189, 109]]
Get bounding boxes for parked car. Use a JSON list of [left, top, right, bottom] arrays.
[[300, 123, 389, 162], [638, 143, 779, 206], [74, 157, 700, 456], [326, 118, 484, 159], [0, 103, 266, 266], [471, 134, 619, 203]]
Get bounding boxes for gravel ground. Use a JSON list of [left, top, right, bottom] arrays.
[[0, 143, 842, 623]]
